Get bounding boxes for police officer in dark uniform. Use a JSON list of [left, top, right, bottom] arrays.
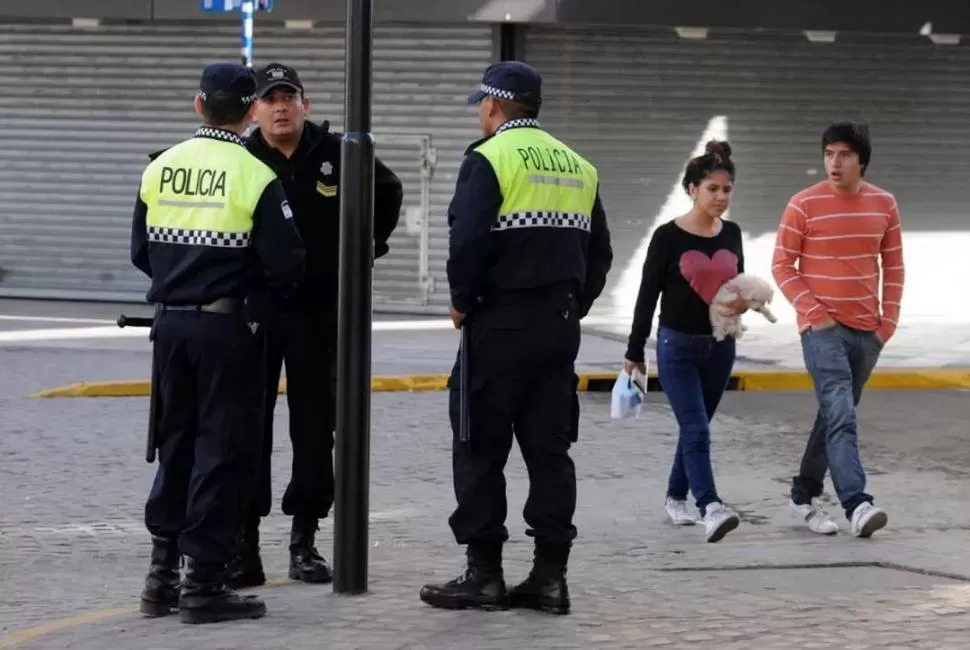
[[419, 61, 613, 615], [131, 62, 306, 625], [226, 62, 403, 588]]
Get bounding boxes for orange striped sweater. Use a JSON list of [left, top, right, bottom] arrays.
[[771, 180, 905, 343]]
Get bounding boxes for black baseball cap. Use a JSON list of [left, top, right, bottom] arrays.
[[467, 60, 542, 108], [199, 62, 257, 103], [255, 62, 304, 97]]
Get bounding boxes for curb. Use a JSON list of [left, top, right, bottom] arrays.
[[30, 368, 970, 398]]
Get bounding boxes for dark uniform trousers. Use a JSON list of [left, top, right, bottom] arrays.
[[144, 309, 262, 564], [448, 287, 582, 566], [249, 302, 337, 520]]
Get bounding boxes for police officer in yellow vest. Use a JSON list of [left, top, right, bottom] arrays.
[[419, 61, 613, 615], [130, 62, 306, 625]]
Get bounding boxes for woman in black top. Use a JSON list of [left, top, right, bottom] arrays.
[[623, 140, 746, 544]]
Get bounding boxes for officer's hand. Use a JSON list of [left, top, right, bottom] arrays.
[[623, 359, 645, 375], [449, 306, 466, 329]]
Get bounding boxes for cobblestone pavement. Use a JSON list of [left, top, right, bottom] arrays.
[[1, 345, 969, 648]]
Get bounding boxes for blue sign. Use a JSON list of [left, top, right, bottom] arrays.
[[201, 0, 272, 12]]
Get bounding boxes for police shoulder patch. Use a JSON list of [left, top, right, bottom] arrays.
[[281, 200, 294, 219]]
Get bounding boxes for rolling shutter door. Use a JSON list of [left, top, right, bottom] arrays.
[[526, 26, 970, 334], [0, 22, 492, 312]]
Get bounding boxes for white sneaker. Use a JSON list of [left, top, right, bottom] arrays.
[[789, 499, 839, 535], [851, 502, 888, 538], [665, 497, 697, 526], [703, 502, 739, 543]]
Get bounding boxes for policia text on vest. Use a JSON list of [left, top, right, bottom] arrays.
[[515, 144, 586, 177], [158, 165, 227, 197]]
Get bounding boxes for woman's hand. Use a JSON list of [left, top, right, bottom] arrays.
[[718, 298, 749, 317], [623, 359, 646, 375]]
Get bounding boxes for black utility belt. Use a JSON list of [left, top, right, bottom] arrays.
[[158, 297, 239, 314]]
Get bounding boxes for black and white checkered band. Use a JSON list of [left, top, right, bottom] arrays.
[[147, 226, 250, 248], [194, 127, 245, 147], [495, 118, 540, 135], [491, 211, 591, 233], [480, 83, 516, 101]]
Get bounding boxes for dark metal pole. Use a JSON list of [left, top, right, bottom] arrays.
[[333, 0, 374, 595]]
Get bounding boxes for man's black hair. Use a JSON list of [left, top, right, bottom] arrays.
[[495, 97, 539, 120], [200, 91, 251, 128], [822, 121, 871, 174]]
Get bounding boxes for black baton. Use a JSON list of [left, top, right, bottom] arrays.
[[118, 313, 160, 463], [117, 315, 154, 328], [459, 323, 471, 443]]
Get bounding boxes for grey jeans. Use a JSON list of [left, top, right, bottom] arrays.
[[791, 323, 883, 519]]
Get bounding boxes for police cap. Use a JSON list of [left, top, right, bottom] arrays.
[[255, 62, 305, 98], [467, 60, 542, 108], [198, 63, 258, 103]]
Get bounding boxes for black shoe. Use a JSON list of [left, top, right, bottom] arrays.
[[508, 559, 570, 615], [419, 547, 508, 611], [226, 520, 266, 589], [288, 516, 333, 584], [178, 558, 267, 625], [139, 536, 182, 617]]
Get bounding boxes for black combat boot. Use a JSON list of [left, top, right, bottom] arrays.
[[225, 519, 265, 589], [419, 545, 508, 611], [178, 557, 267, 624], [288, 515, 333, 583], [508, 556, 570, 615], [139, 536, 182, 617]]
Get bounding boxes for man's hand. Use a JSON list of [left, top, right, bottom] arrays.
[[811, 317, 838, 331], [449, 306, 466, 329]]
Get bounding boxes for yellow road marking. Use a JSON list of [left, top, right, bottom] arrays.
[[30, 367, 970, 398], [0, 577, 293, 648]]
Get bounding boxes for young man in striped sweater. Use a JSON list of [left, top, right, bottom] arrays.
[[772, 122, 905, 538]]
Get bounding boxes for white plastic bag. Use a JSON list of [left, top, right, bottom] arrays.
[[610, 368, 645, 420]]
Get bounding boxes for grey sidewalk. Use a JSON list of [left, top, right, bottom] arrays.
[[2, 299, 969, 379], [0, 299, 629, 381], [1, 343, 969, 648]]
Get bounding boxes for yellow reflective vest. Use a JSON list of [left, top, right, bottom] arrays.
[[139, 128, 277, 247], [473, 121, 599, 233]]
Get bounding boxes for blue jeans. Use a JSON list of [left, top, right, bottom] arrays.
[[656, 326, 736, 517], [792, 323, 883, 518]]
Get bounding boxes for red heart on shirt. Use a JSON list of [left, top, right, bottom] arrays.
[[678, 249, 739, 304]]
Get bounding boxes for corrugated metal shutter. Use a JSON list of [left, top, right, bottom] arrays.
[[526, 26, 970, 335], [0, 22, 492, 312]]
